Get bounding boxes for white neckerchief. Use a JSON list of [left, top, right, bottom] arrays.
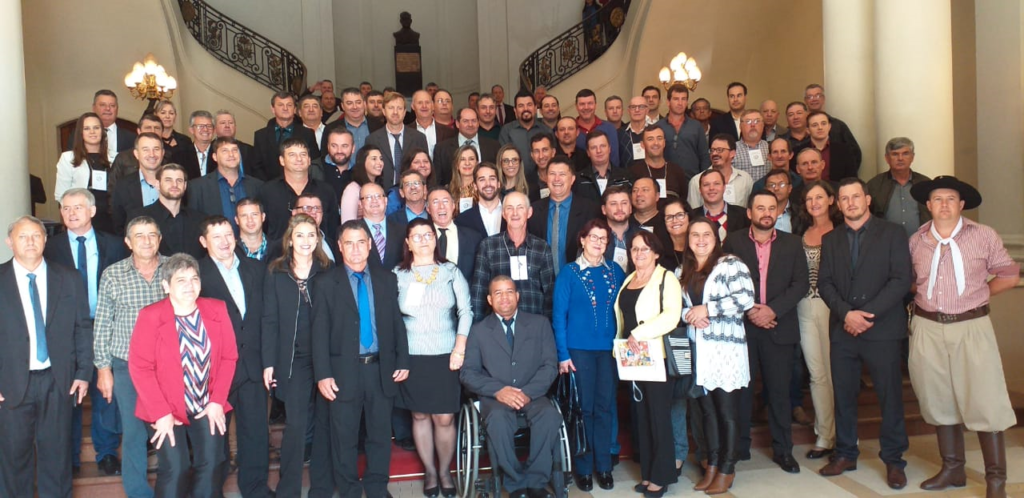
[[927, 217, 965, 299]]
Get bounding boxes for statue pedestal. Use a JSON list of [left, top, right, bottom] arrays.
[[394, 45, 422, 95]]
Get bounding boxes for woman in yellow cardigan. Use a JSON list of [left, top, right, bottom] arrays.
[[614, 230, 682, 498]]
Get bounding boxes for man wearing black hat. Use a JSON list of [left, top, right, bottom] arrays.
[[907, 176, 1020, 498]]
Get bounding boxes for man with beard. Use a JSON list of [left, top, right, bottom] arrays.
[[426, 186, 483, 280], [687, 135, 753, 209], [318, 127, 357, 199], [601, 184, 640, 273], [529, 133, 557, 198], [499, 91, 552, 182], [455, 163, 506, 237], [130, 163, 204, 258], [657, 84, 710, 178], [724, 190, 809, 474], [629, 177, 671, 250]]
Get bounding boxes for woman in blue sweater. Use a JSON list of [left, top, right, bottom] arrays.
[[552, 218, 626, 492]]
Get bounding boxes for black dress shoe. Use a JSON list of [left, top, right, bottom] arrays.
[[396, 438, 417, 452], [610, 454, 620, 468], [886, 464, 907, 490], [596, 471, 614, 490], [642, 485, 668, 498], [98, 455, 122, 476], [773, 454, 800, 474], [576, 474, 593, 492], [440, 485, 457, 498], [805, 448, 834, 460], [509, 489, 528, 498], [737, 451, 752, 461], [527, 488, 552, 498], [633, 482, 649, 493]]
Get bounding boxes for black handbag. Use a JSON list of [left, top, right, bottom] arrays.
[[658, 271, 692, 377], [554, 371, 588, 457]]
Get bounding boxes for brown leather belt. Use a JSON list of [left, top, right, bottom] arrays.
[[915, 304, 989, 324], [358, 353, 379, 365]]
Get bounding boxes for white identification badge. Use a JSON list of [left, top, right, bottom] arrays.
[[613, 246, 628, 271], [539, 188, 550, 199], [749, 149, 765, 167], [510, 255, 529, 280], [724, 183, 736, 204], [404, 282, 426, 307], [641, 225, 654, 233], [632, 143, 645, 160], [597, 178, 608, 194], [656, 178, 667, 198], [459, 197, 474, 213], [91, 170, 108, 191]]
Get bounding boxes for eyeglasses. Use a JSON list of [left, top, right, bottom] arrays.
[[586, 234, 608, 243], [805, 94, 825, 100], [402, 181, 424, 188], [709, 147, 730, 154], [360, 194, 385, 201], [501, 157, 521, 165], [293, 205, 322, 213], [192, 124, 213, 130], [630, 246, 652, 255], [665, 213, 688, 222], [409, 233, 435, 243], [742, 119, 762, 126], [767, 182, 789, 189]]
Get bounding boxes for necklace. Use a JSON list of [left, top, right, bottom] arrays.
[[413, 265, 440, 285]]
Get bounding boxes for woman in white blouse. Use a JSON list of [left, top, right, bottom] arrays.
[[54, 112, 114, 232]]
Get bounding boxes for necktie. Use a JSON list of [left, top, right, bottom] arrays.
[[437, 228, 448, 257], [373, 224, 386, 262], [927, 217, 966, 299], [502, 316, 515, 349], [76, 236, 89, 288], [498, 106, 505, 125], [27, 273, 48, 362], [353, 272, 373, 349], [551, 202, 561, 276], [391, 133, 403, 183], [199, 151, 206, 175], [850, 229, 861, 269]]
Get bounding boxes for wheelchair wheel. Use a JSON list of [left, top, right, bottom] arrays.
[[550, 400, 573, 498], [456, 402, 479, 498]]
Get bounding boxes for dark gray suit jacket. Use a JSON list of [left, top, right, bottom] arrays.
[[365, 126, 429, 192], [460, 311, 558, 414], [199, 255, 266, 387], [186, 170, 265, 218]]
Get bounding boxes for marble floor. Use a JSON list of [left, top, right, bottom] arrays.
[[228, 428, 1024, 497]]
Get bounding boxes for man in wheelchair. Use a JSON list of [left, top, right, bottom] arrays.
[[461, 276, 561, 498]]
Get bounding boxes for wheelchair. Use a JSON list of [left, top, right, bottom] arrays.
[[454, 396, 572, 498]]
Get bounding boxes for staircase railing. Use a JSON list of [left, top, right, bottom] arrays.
[[177, 0, 307, 96], [519, 0, 632, 93]]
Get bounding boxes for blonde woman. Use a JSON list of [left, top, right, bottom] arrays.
[[446, 144, 479, 214], [496, 144, 530, 201]]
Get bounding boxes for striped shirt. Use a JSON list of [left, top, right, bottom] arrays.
[[909, 218, 1020, 314], [93, 256, 168, 369], [394, 262, 473, 355], [177, 308, 211, 415]]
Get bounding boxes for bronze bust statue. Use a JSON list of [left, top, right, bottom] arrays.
[[393, 12, 420, 45]]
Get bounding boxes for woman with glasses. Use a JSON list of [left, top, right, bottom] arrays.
[[446, 144, 479, 214], [262, 214, 334, 497], [341, 145, 385, 222], [496, 144, 531, 201], [394, 218, 472, 498], [553, 219, 625, 492], [680, 217, 754, 495], [614, 231, 682, 497]]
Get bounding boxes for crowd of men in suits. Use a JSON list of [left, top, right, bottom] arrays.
[[0, 76, 1019, 498]]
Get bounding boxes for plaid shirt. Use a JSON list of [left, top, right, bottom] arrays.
[[93, 256, 168, 369], [471, 231, 555, 321], [733, 139, 771, 182]]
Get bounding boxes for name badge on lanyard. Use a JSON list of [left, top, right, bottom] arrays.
[[749, 149, 765, 167], [459, 197, 474, 213], [597, 178, 608, 194], [510, 255, 529, 280], [656, 179, 667, 199], [613, 246, 628, 271], [404, 282, 426, 307], [632, 142, 645, 160], [90, 169, 108, 192]]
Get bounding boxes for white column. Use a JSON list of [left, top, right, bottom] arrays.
[[0, 0, 29, 260], [873, 0, 954, 179], [822, 0, 877, 177]]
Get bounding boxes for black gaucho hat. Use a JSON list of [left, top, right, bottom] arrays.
[[910, 175, 982, 210]]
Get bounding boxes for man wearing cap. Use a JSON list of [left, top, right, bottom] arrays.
[[907, 176, 1020, 498]]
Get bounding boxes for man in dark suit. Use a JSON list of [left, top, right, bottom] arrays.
[[723, 190, 809, 473], [688, 169, 750, 242], [433, 107, 501, 186], [45, 188, 126, 476], [214, 110, 257, 176], [492, 84, 516, 127], [365, 92, 429, 193], [312, 220, 410, 498], [707, 82, 747, 142], [816, 178, 911, 490], [455, 163, 506, 237], [172, 110, 216, 180], [527, 158, 601, 276], [252, 91, 321, 181], [187, 137, 264, 231], [0, 216, 93, 497], [426, 187, 483, 281], [109, 114, 165, 192], [129, 163, 205, 258], [360, 183, 404, 270], [461, 275, 560, 498], [196, 216, 273, 498], [807, 111, 860, 181], [87, 89, 136, 162], [111, 132, 165, 236]]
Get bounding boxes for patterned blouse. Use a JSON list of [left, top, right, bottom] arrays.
[[177, 308, 212, 416], [804, 243, 821, 299]]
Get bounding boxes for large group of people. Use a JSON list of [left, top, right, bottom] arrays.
[[0, 75, 1018, 498]]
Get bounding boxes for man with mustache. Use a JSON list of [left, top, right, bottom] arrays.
[[499, 91, 552, 183], [724, 190, 809, 473]]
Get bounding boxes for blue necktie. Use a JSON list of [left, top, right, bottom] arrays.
[[27, 273, 49, 362], [76, 236, 89, 288], [502, 317, 515, 349], [354, 272, 373, 349]]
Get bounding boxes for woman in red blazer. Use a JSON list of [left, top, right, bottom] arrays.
[[129, 253, 238, 498]]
